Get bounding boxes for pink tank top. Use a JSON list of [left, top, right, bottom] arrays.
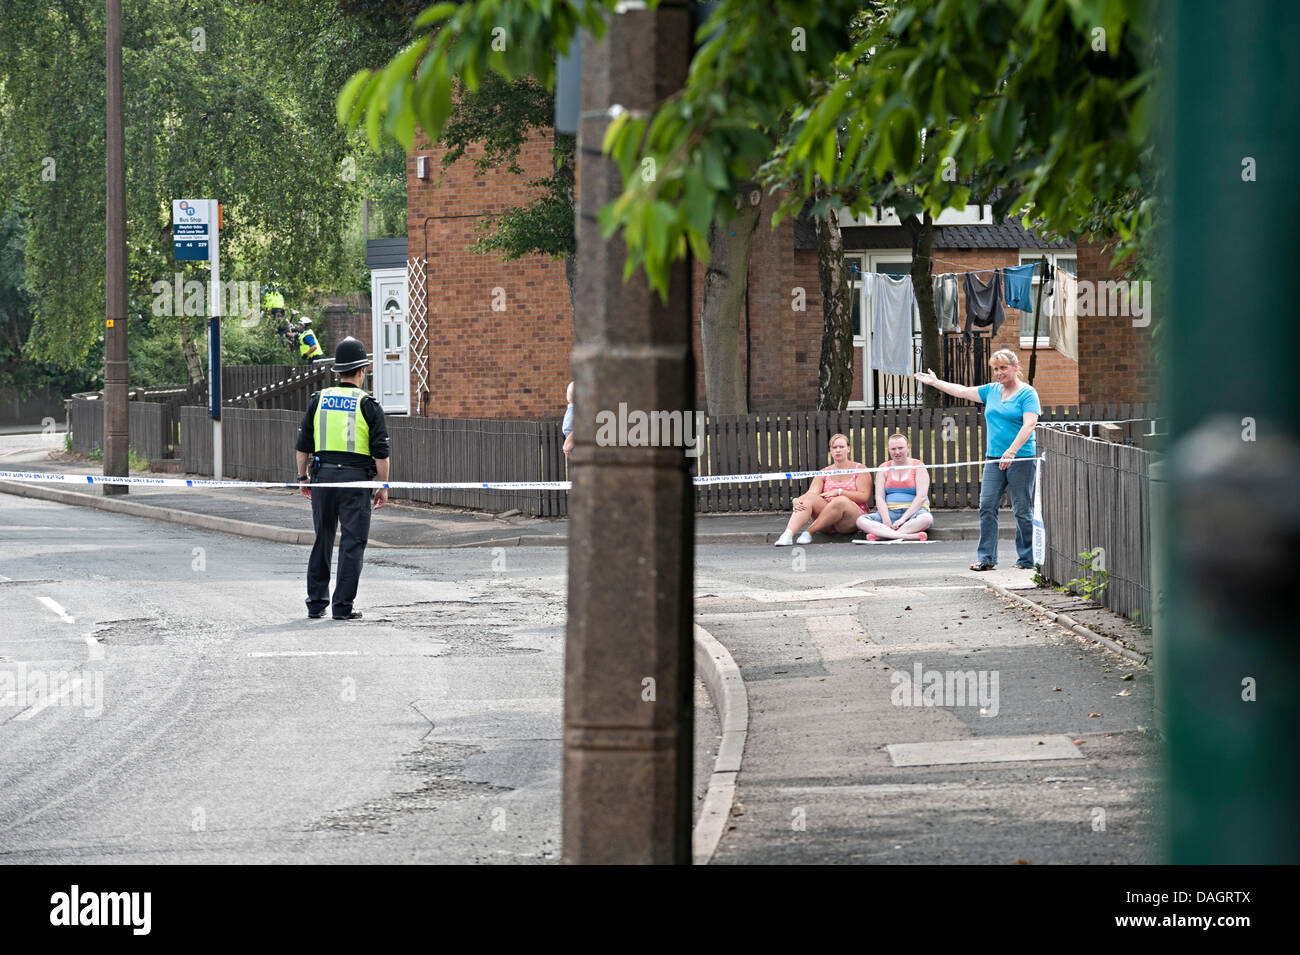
[[882, 458, 930, 509], [822, 466, 862, 494]]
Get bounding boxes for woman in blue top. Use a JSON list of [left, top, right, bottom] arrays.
[[914, 349, 1041, 570]]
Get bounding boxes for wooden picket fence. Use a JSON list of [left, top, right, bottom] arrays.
[[1037, 424, 1155, 623], [181, 406, 563, 515], [171, 401, 1157, 517]]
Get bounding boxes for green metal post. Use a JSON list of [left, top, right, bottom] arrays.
[[1163, 0, 1300, 862]]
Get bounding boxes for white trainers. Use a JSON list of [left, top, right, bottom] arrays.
[[796, 531, 813, 545], [774, 530, 794, 546]]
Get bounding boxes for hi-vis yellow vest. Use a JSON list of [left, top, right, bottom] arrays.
[[313, 387, 371, 456], [299, 330, 323, 359]]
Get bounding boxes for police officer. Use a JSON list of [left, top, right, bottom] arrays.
[[297, 317, 324, 363], [295, 338, 389, 620]]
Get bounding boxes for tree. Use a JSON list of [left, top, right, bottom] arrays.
[[0, 0, 409, 384], [700, 182, 761, 414]]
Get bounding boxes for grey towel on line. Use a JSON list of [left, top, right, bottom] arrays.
[[963, 271, 1006, 336], [932, 273, 960, 332], [865, 273, 917, 375]]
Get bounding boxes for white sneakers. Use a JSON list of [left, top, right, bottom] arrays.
[[774, 531, 815, 546]]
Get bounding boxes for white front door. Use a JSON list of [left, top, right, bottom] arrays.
[[370, 269, 409, 414]]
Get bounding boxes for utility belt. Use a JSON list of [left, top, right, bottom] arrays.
[[310, 456, 376, 483]]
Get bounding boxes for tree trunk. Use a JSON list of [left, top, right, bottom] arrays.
[[178, 319, 204, 385], [558, 129, 578, 324], [564, 253, 577, 323], [815, 205, 853, 411], [903, 212, 941, 408], [701, 182, 760, 415]]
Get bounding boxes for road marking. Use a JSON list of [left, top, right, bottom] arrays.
[[805, 613, 873, 667], [84, 634, 105, 661], [35, 595, 75, 624], [738, 588, 871, 604], [246, 650, 363, 658], [886, 735, 1084, 767], [695, 606, 858, 622], [15, 676, 83, 720], [779, 782, 970, 796]]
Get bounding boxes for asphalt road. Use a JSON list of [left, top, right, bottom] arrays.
[[0, 493, 578, 863]]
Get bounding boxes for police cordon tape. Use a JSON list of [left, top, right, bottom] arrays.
[[0, 456, 1043, 492]]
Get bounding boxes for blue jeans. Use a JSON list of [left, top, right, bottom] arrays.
[[978, 459, 1036, 567]]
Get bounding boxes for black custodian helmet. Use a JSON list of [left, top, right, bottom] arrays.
[[332, 337, 371, 372]]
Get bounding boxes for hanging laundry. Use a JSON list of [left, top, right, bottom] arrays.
[[932, 273, 960, 332], [867, 273, 916, 375], [963, 271, 1006, 336], [1003, 262, 1037, 312], [1049, 268, 1079, 362]]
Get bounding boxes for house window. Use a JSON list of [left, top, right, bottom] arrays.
[[1018, 252, 1077, 348]]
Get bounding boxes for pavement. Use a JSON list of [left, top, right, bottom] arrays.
[[1, 433, 1156, 864]]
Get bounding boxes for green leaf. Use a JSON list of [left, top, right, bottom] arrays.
[[986, 98, 1019, 163], [601, 110, 631, 159], [413, 3, 459, 30], [337, 70, 373, 128], [815, 129, 838, 184], [391, 86, 415, 148], [428, 67, 454, 138], [889, 110, 918, 174], [701, 143, 729, 191], [683, 164, 713, 239]]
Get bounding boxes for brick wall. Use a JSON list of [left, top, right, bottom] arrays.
[[1076, 236, 1156, 407], [408, 130, 574, 419], [319, 293, 371, 357]]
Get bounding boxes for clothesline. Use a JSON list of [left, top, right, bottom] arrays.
[[853, 258, 1074, 363], [848, 260, 1047, 279]]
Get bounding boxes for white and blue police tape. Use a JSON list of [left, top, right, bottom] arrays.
[[0, 456, 1043, 491]]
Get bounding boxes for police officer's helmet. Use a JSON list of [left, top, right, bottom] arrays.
[[298, 317, 312, 327], [333, 337, 372, 373]]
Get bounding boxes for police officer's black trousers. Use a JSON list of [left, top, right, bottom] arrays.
[[306, 466, 373, 617]]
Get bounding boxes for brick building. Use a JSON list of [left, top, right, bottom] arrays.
[[397, 128, 1152, 419], [404, 130, 574, 419]]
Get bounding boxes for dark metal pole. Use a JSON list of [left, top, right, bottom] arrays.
[[1027, 255, 1047, 385], [103, 0, 128, 495], [564, 2, 695, 863]]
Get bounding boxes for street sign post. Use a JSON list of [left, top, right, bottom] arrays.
[[173, 198, 222, 479], [172, 199, 210, 261]]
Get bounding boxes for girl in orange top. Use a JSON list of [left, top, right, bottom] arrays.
[[775, 433, 872, 546], [854, 433, 933, 542]]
